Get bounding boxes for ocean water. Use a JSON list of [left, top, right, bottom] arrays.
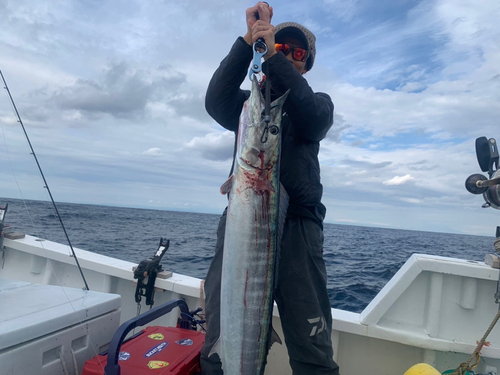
[[1, 197, 497, 313]]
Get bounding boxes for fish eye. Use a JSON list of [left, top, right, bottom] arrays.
[[269, 125, 279, 135]]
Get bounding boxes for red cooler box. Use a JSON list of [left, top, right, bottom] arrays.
[[82, 300, 205, 375], [82, 326, 204, 375]]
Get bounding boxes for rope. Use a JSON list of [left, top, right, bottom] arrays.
[[59, 349, 70, 375], [199, 279, 206, 332], [72, 348, 79, 375], [451, 309, 500, 375]]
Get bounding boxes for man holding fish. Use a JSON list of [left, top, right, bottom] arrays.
[[201, 2, 339, 375]]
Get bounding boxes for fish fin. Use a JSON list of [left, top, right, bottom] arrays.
[[274, 183, 289, 290], [208, 336, 221, 358], [270, 89, 290, 109], [266, 322, 282, 352], [268, 327, 282, 351], [267, 324, 283, 354], [220, 175, 234, 195]]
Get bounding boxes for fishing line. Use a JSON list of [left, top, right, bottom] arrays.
[[0, 69, 89, 290], [0, 117, 59, 243], [0, 116, 46, 253]]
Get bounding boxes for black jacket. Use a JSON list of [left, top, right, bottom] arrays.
[[205, 37, 333, 222]]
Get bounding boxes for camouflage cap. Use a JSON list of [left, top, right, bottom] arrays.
[[274, 22, 316, 71]]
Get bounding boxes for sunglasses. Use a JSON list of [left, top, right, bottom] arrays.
[[275, 43, 308, 62]]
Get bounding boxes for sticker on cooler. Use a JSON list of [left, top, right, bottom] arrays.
[[148, 333, 165, 340], [143, 342, 169, 358], [175, 338, 194, 346], [147, 361, 169, 369], [118, 352, 130, 361]]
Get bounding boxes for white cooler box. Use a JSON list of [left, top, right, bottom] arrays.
[[0, 279, 121, 375]]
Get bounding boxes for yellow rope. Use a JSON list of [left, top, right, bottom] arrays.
[[450, 309, 500, 375]]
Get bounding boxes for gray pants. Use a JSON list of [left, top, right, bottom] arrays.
[[200, 209, 340, 375]]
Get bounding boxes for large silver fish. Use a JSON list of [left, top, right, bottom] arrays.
[[211, 76, 289, 374]]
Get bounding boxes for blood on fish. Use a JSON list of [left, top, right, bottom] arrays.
[[240, 164, 275, 200], [244, 269, 249, 308], [258, 150, 265, 169]]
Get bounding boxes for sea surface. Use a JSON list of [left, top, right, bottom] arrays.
[[1, 197, 497, 313]]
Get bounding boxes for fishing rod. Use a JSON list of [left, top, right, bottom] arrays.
[[0, 70, 90, 291]]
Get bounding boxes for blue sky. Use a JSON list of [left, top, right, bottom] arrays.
[[1, 0, 500, 236]]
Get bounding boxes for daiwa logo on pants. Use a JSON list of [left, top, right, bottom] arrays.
[[308, 316, 326, 336]]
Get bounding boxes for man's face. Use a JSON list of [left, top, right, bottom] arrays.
[[277, 36, 308, 75]]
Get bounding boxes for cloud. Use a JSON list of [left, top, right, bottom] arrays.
[[384, 174, 415, 185], [50, 62, 186, 120], [323, 0, 360, 23], [400, 197, 422, 204], [399, 81, 427, 93], [326, 113, 351, 142], [348, 170, 367, 176], [408, 160, 439, 171], [184, 131, 235, 161], [143, 148, 163, 156], [168, 95, 211, 122], [339, 159, 392, 169], [0, 115, 18, 126]]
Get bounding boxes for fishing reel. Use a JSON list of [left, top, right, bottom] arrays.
[[465, 137, 500, 209]]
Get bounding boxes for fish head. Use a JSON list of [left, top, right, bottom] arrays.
[[238, 77, 289, 172]]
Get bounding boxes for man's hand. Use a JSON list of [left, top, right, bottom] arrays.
[[251, 20, 276, 60], [244, 2, 273, 46]]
